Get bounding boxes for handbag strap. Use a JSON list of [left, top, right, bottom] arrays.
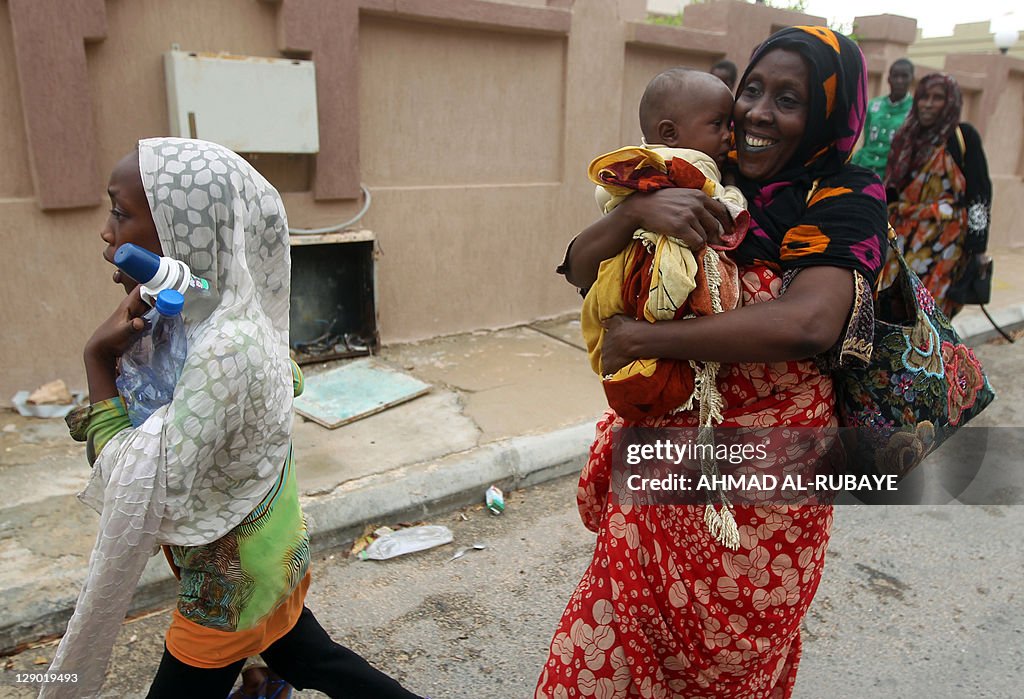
[[878, 223, 911, 293], [805, 178, 820, 204], [981, 305, 1016, 343], [955, 125, 966, 159]]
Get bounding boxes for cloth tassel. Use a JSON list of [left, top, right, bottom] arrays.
[[702, 501, 739, 549], [696, 424, 740, 549], [694, 247, 738, 549], [686, 361, 724, 425], [704, 502, 721, 537]]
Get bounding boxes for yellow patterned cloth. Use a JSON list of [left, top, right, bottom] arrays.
[[582, 146, 746, 383]]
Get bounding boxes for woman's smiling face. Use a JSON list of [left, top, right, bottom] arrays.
[[734, 49, 810, 182]]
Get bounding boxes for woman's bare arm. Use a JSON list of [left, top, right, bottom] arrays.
[[600, 266, 855, 372], [563, 189, 733, 289]]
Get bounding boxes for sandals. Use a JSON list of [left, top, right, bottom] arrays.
[[227, 672, 293, 699]]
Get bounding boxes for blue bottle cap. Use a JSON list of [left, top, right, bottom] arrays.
[[155, 289, 185, 316], [113, 243, 161, 284]]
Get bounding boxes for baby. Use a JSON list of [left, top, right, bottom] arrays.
[[582, 67, 749, 423]]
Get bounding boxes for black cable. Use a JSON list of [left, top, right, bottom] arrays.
[[980, 305, 1016, 343]]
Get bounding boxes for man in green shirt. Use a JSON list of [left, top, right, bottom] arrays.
[[852, 58, 914, 179]]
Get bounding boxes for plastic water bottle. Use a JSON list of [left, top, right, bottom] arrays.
[[113, 243, 212, 307], [116, 289, 188, 427]]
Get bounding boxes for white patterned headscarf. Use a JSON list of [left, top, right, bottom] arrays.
[[44, 138, 293, 697]]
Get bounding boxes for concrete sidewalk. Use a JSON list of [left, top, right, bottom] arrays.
[[2, 248, 1023, 654]]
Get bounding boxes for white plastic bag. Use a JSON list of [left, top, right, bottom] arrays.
[[359, 525, 454, 561]]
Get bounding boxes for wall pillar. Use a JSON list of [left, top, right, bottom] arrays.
[[266, 0, 362, 201], [853, 14, 917, 97], [8, 0, 107, 210]]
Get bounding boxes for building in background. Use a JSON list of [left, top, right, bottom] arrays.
[[647, 0, 693, 17], [646, 2, 1023, 68], [909, 21, 1023, 69], [1, 0, 1020, 405]]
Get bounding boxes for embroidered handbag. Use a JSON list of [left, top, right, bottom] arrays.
[[832, 232, 996, 481]]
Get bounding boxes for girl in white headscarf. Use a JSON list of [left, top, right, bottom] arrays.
[[47, 138, 421, 699]]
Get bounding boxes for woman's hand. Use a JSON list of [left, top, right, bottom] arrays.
[[620, 188, 733, 249], [83, 288, 149, 402], [601, 315, 646, 375], [563, 189, 734, 290]]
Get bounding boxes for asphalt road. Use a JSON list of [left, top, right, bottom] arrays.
[[3, 339, 1021, 698]]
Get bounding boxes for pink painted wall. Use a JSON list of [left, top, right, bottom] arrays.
[[1, 0, 1022, 404]]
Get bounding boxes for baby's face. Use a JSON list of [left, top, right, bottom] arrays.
[[672, 88, 734, 172]]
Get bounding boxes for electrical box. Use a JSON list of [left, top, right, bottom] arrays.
[[289, 230, 379, 365], [164, 49, 319, 153]]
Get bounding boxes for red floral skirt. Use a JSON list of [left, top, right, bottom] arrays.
[[536, 266, 837, 699]]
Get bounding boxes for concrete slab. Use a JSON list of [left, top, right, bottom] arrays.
[[0, 416, 89, 507], [381, 324, 605, 442], [529, 313, 587, 351], [0, 494, 96, 591], [293, 358, 431, 428], [293, 390, 481, 495]]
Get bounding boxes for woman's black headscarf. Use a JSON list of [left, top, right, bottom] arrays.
[[885, 73, 964, 194], [733, 26, 888, 284]]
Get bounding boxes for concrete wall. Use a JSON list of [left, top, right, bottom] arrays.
[[2, 0, 1023, 405]]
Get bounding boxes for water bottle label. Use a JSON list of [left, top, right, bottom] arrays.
[[190, 276, 211, 292]]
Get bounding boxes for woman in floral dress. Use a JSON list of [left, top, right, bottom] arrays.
[[538, 27, 888, 698], [882, 73, 992, 318]]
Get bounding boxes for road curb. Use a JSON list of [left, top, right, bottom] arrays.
[[303, 419, 595, 552], [0, 419, 597, 654], [954, 303, 1024, 346]]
